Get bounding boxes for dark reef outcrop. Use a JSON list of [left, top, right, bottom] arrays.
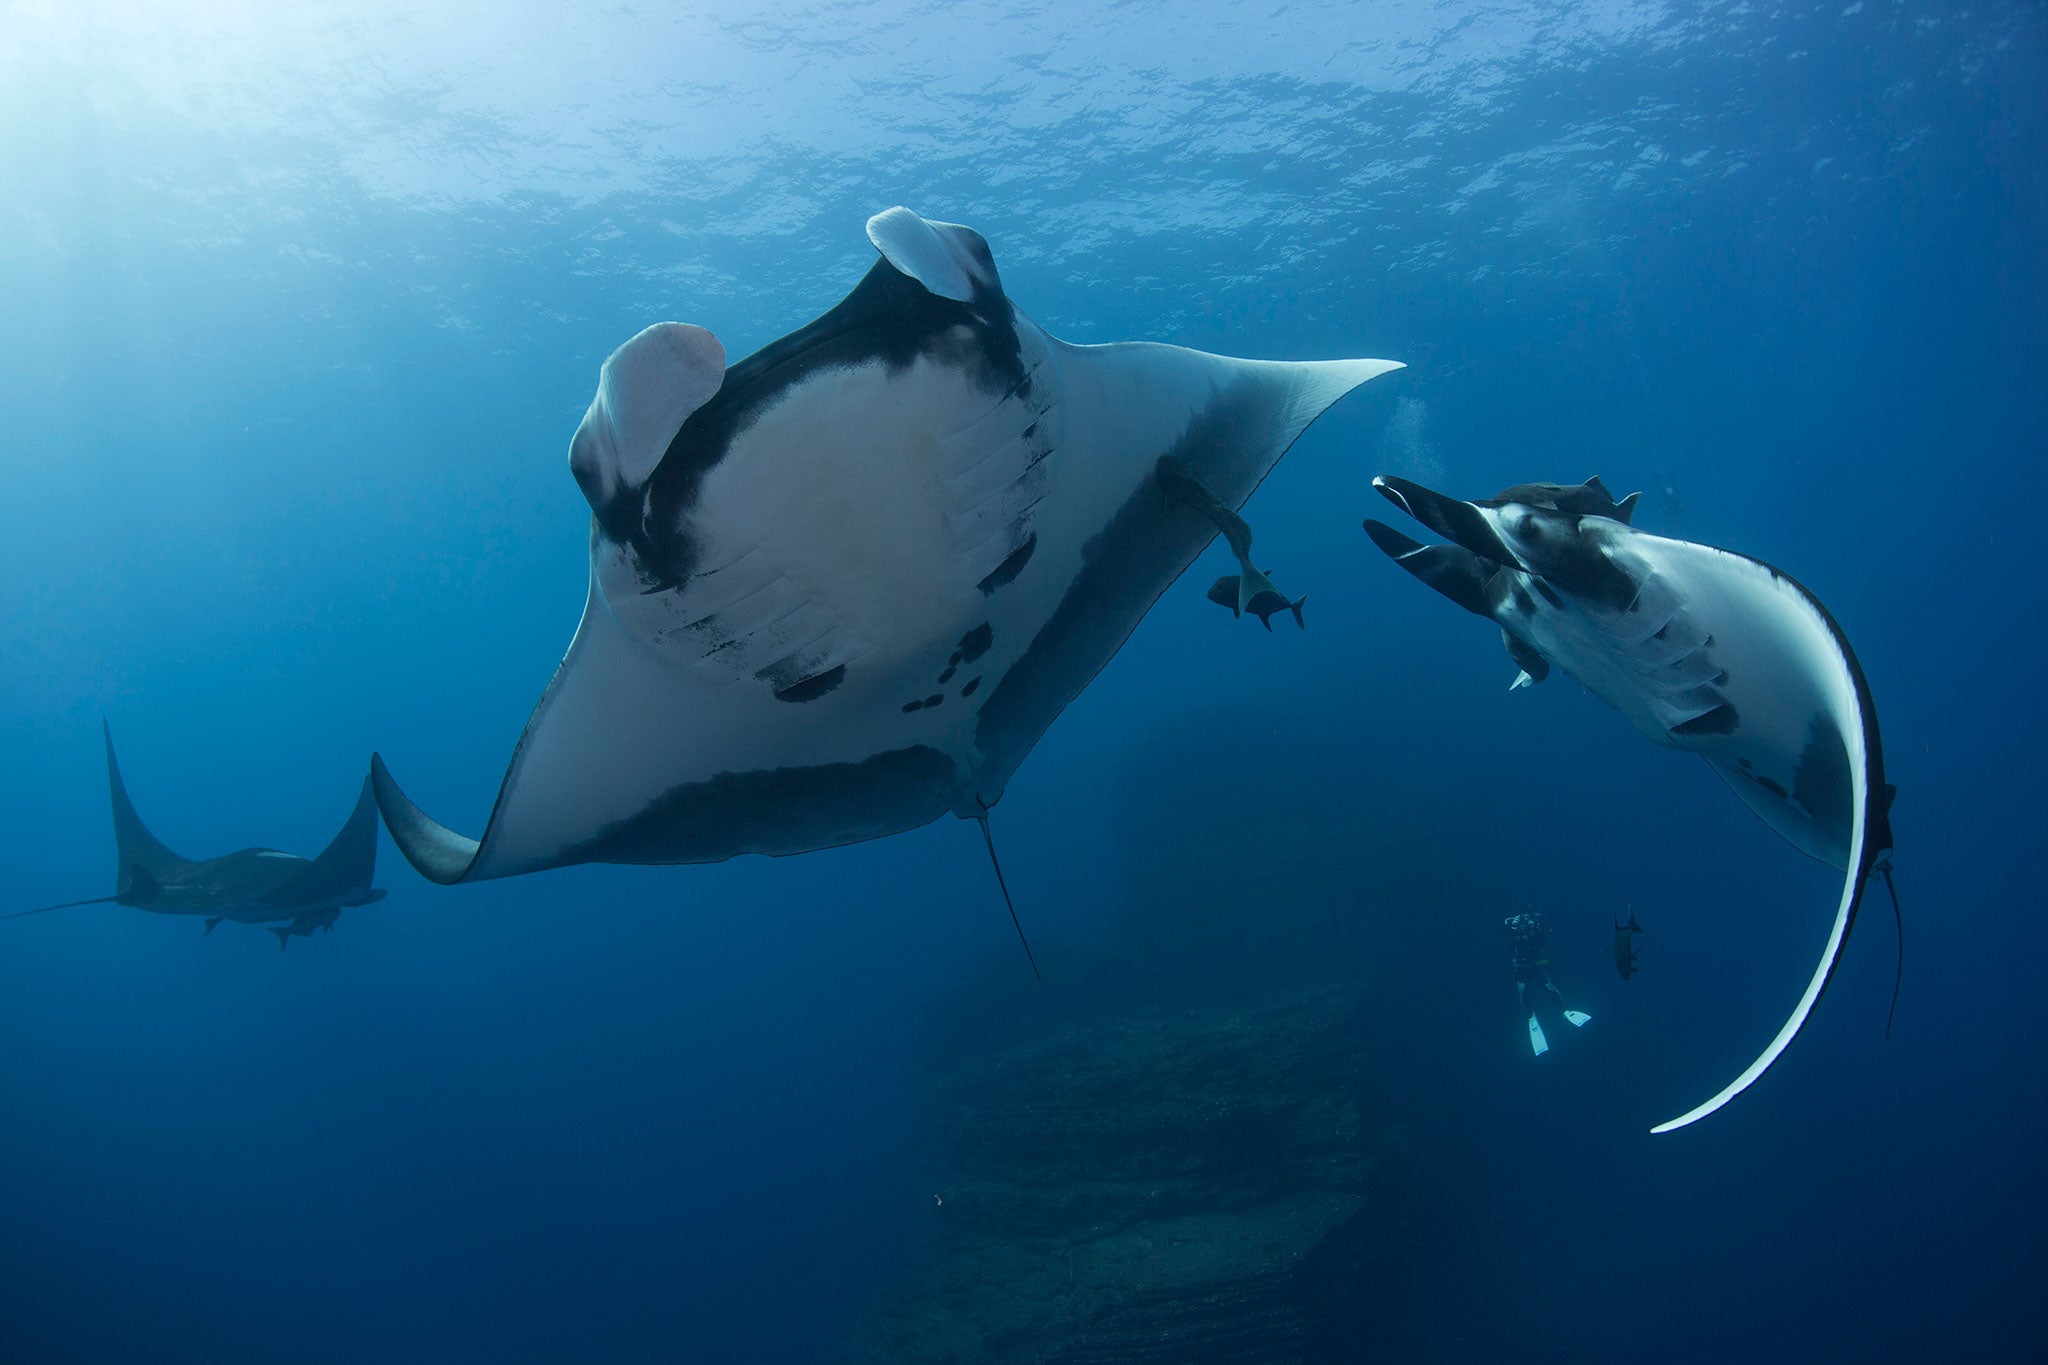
[[856, 987, 1417, 1364]]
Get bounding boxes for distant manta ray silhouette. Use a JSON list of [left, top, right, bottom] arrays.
[[7, 723, 386, 949], [370, 206, 1401, 967]]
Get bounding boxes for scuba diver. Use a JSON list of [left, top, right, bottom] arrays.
[[1504, 911, 1591, 1056]]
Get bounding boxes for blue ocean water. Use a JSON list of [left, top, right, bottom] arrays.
[[1, 2, 2042, 1361]]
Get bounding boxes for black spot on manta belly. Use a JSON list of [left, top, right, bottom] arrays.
[[957, 622, 994, 662], [771, 664, 847, 704], [901, 700, 923, 713], [1671, 702, 1740, 738], [960, 676, 981, 697], [977, 534, 1037, 596], [938, 666, 956, 684], [924, 693, 944, 708]]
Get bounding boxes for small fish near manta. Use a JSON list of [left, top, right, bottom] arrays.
[[370, 208, 1402, 944], [5, 724, 387, 949], [1155, 456, 1308, 630], [1364, 475, 1897, 1133]]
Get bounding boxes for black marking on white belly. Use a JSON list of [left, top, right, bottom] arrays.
[[770, 664, 846, 704], [1671, 702, 1740, 738], [564, 746, 959, 865], [907, 623, 998, 712], [977, 533, 1037, 595]]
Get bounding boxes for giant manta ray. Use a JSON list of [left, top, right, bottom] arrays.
[[373, 208, 1402, 892], [1365, 475, 1897, 1132], [7, 723, 386, 949]]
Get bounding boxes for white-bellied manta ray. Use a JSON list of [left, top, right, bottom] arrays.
[[6, 723, 387, 949], [370, 209, 1403, 943], [1363, 475, 1896, 1133]]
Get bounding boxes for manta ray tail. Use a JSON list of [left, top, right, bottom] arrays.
[[975, 813, 1041, 983], [1881, 866, 1903, 1043], [3, 895, 119, 920]]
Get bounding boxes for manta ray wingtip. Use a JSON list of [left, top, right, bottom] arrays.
[[369, 753, 487, 886]]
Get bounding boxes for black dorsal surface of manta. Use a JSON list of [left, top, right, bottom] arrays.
[[1488, 474, 1641, 524], [1363, 475, 1894, 1133], [371, 208, 1401, 885], [7, 724, 386, 949], [1614, 908, 1644, 980]]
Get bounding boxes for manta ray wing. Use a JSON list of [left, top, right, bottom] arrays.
[[103, 722, 190, 889], [260, 775, 387, 912], [1624, 538, 1891, 1133], [12, 729, 386, 931], [1366, 477, 1891, 1133], [374, 210, 1401, 884]]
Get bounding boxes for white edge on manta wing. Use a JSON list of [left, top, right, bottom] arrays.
[[1646, 543, 1888, 1134]]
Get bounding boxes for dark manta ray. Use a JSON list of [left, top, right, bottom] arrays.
[[372, 208, 1401, 892], [7, 724, 386, 949], [1363, 475, 1895, 1133]]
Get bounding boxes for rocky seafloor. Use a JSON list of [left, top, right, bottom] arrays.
[[855, 986, 1419, 1364]]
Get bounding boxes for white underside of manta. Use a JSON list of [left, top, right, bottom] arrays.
[[373, 208, 1402, 884], [1365, 476, 1894, 1132]]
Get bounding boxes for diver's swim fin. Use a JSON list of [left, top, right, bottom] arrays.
[[1528, 1015, 1549, 1056], [1563, 1010, 1592, 1027]]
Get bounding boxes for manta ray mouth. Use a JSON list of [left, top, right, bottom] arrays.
[[1371, 475, 1516, 568]]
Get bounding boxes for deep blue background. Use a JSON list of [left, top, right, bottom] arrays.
[[2, 3, 2042, 1361]]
